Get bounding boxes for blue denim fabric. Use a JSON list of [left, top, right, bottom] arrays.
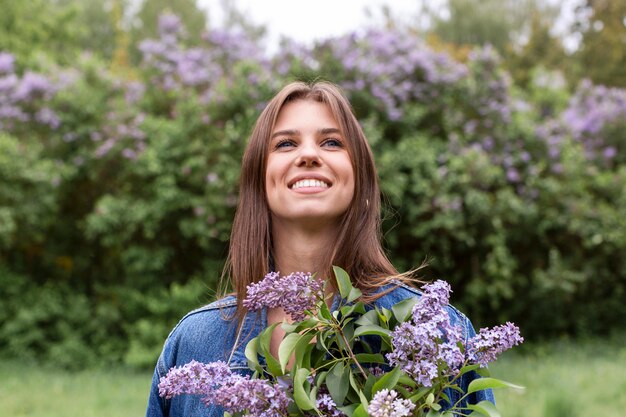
[[146, 282, 494, 417]]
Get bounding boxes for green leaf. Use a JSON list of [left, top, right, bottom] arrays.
[[391, 296, 418, 323], [334, 266, 353, 300], [327, 362, 349, 406], [397, 374, 417, 388], [282, 317, 318, 333], [293, 368, 316, 410], [354, 353, 386, 364], [244, 336, 262, 373], [408, 386, 431, 402], [459, 363, 482, 375], [467, 400, 501, 417], [259, 322, 282, 376], [363, 374, 377, 397], [347, 287, 363, 303], [340, 302, 366, 318], [338, 404, 359, 417], [319, 300, 332, 321], [372, 366, 402, 394], [353, 324, 391, 338], [355, 309, 380, 326], [295, 339, 315, 370], [467, 377, 525, 395], [279, 332, 314, 373], [352, 404, 368, 417]]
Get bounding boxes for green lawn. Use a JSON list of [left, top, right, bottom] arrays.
[[491, 337, 626, 417], [2, 337, 625, 417], [0, 362, 150, 417]]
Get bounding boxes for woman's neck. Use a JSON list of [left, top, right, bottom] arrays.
[[271, 221, 337, 275]]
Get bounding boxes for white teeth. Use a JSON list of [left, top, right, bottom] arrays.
[[291, 179, 329, 189]]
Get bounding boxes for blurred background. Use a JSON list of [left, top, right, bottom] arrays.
[[1, 0, 625, 416]]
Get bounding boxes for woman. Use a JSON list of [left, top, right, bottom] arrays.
[[146, 81, 493, 417]]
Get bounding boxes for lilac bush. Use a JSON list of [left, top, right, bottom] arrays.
[[2, 9, 626, 369], [317, 29, 467, 120]]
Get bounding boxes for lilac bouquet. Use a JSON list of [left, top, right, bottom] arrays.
[[159, 267, 523, 417]]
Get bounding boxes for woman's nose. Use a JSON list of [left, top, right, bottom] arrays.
[[296, 141, 321, 167]]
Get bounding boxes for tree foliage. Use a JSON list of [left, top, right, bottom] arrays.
[[1, 10, 626, 368], [572, 0, 626, 87]]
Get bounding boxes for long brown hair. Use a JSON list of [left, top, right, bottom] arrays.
[[221, 81, 402, 320]]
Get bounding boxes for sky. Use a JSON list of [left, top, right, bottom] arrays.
[[197, 0, 582, 53]]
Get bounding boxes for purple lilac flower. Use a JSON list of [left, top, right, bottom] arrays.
[[159, 14, 182, 36], [367, 389, 415, 417], [603, 146, 617, 160], [243, 271, 324, 321], [0, 52, 14, 74], [467, 322, 524, 367], [159, 360, 290, 417], [35, 107, 60, 129], [212, 377, 290, 417], [158, 360, 232, 399], [386, 280, 464, 387], [316, 393, 345, 417], [13, 72, 54, 101]]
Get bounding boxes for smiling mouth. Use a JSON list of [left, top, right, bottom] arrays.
[[290, 179, 330, 190]]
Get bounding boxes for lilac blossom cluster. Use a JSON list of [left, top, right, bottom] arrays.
[[158, 359, 290, 417], [452, 46, 535, 190], [139, 14, 270, 104], [243, 271, 325, 321], [315, 393, 345, 417], [0, 51, 60, 131], [386, 280, 465, 387], [467, 322, 523, 367], [319, 29, 467, 120], [561, 79, 626, 164], [535, 80, 626, 172], [387, 280, 523, 387], [367, 389, 416, 417]]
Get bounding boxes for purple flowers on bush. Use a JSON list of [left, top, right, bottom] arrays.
[[243, 271, 325, 321], [0, 52, 59, 130], [158, 360, 290, 417]]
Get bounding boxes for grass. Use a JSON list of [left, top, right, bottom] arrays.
[[490, 336, 626, 417], [2, 337, 626, 416], [0, 361, 150, 417]]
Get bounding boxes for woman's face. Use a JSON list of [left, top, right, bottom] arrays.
[[265, 99, 355, 228]]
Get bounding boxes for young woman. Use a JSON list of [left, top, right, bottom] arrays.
[[146, 81, 493, 417]]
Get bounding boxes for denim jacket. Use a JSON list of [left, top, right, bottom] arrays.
[[146, 282, 494, 417]]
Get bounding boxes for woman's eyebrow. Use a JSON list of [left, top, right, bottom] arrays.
[[271, 129, 299, 139], [318, 128, 342, 135]]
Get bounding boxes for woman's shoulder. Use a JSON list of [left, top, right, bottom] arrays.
[[155, 296, 241, 372], [167, 295, 238, 338]]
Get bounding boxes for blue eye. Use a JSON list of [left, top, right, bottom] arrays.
[[323, 138, 343, 147], [275, 139, 295, 149]]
